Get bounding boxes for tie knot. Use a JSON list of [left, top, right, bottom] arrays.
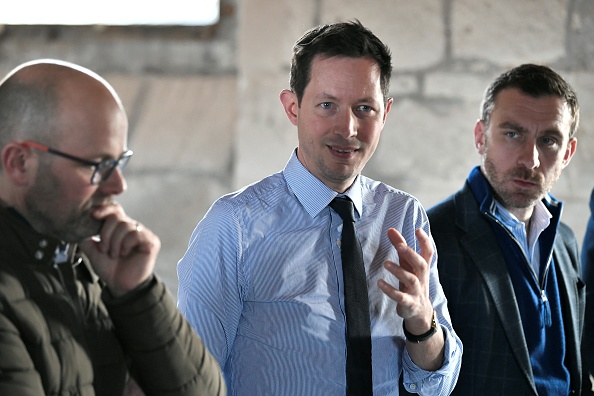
[[330, 196, 355, 222]]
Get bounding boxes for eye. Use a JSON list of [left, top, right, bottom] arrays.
[[357, 105, 372, 112], [319, 102, 333, 109], [505, 131, 518, 139], [96, 158, 117, 171], [540, 136, 558, 147]]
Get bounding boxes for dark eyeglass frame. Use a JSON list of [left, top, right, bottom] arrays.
[[22, 140, 133, 185]]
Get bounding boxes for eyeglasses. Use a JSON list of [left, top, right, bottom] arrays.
[[22, 140, 133, 185]]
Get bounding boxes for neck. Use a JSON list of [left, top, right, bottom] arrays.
[[508, 206, 534, 226]]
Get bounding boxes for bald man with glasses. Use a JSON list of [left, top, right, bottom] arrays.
[[0, 59, 225, 396]]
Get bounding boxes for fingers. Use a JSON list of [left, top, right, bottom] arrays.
[[79, 202, 160, 296], [379, 227, 434, 320], [377, 272, 415, 305], [415, 228, 434, 267], [103, 220, 138, 258], [377, 271, 420, 320], [382, 259, 419, 292], [377, 278, 402, 303], [387, 228, 433, 276], [90, 203, 155, 259], [387, 227, 406, 246]]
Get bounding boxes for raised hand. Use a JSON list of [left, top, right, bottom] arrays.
[[377, 228, 434, 332], [377, 228, 445, 370]]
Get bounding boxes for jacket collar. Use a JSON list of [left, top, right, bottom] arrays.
[[0, 205, 64, 266], [453, 173, 537, 394]]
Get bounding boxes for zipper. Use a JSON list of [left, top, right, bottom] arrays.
[[53, 257, 87, 325], [485, 212, 553, 326]]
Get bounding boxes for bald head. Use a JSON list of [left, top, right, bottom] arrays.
[[0, 60, 130, 239], [0, 59, 126, 150]]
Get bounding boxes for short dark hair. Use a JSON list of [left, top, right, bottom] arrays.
[[289, 20, 392, 106], [480, 64, 580, 137]]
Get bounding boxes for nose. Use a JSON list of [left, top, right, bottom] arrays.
[[334, 109, 358, 139], [99, 168, 127, 195], [517, 142, 540, 169]]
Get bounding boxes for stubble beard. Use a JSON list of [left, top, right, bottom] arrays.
[[315, 152, 365, 192], [482, 155, 558, 211], [23, 169, 103, 243]]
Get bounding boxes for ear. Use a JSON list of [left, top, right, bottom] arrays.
[[561, 137, 577, 168], [382, 97, 394, 124], [279, 89, 299, 127], [474, 120, 486, 154], [1, 142, 37, 186]]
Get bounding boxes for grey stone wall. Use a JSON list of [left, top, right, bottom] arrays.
[[1, 0, 593, 294]]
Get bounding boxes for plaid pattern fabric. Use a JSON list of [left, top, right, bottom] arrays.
[[427, 182, 585, 396]]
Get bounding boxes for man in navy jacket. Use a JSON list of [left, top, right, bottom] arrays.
[[428, 64, 592, 395]]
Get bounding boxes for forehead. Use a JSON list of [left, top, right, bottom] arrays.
[[305, 55, 383, 101], [56, 87, 128, 155], [491, 88, 572, 132]]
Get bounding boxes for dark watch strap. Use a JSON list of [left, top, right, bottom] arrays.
[[403, 310, 437, 343]]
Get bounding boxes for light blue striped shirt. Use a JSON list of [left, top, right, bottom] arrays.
[[177, 151, 462, 395]]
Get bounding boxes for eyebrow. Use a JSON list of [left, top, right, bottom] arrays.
[[315, 93, 337, 101], [315, 92, 379, 105], [497, 121, 526, 133], [497, 121, 565, 139]]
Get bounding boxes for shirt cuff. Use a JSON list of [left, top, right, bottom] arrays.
[[402, 324, 460, 394]]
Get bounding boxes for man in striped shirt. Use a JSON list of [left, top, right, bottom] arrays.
[[178, 20, 462, 395]]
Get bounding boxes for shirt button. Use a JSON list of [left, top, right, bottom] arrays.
[[408, 383, 417, 391], [34, 250, 44, 260], [39, 239, 48, 248]]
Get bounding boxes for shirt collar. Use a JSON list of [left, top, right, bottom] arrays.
[[283, 149, 363, 219], [492, 199, 552, 236]]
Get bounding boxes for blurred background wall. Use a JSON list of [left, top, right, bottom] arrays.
[[1, 0, 593, 295]]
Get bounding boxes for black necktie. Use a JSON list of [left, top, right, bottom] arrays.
[[330, 197, 373, 395]]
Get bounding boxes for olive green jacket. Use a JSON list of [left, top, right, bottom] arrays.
[[0, 206, 226, 396]]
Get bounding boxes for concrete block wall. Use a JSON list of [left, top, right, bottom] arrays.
[[0, 0, 593, 294]]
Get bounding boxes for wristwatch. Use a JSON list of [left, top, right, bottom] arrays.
[[403, 310, 437, 343]]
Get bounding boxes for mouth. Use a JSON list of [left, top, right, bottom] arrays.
[[512, 178, 538, 189], [510, 168, 542, 187], [329, 145, 358, 156]]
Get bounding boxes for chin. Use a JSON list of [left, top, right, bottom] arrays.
[[63, 219, 102, 243]]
